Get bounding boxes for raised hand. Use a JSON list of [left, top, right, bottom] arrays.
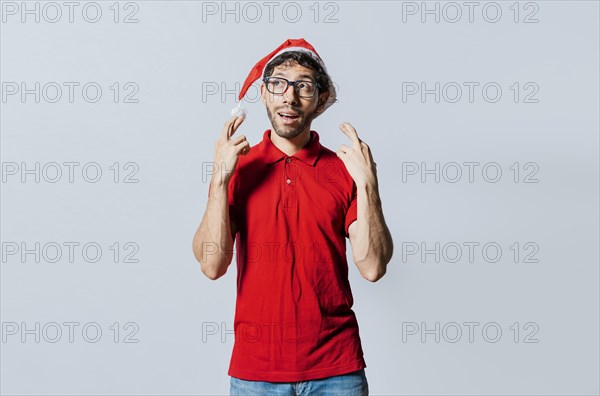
[[336, 122, 378, 188], [213, 115, 250, 185]]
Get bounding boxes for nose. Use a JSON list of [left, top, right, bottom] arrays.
[[282, 83, 299, 104]]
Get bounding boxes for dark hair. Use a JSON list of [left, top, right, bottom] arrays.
[[263, 51, 330, 94]]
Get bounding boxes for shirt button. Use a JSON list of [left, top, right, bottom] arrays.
[[286, 178, 291, 184], [286, 158, 291, 163]]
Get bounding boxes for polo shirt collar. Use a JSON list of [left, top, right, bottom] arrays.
[[260, 129, 322, 166]]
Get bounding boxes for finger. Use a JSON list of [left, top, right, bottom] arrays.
[[339, 122, 361, 150], [230, 116, 245, 137], [230, 134, 247, 145], [221, 116, 238, 140], [233, 137, 249, 149], [362, 142, 375, 164], [360, 141, 373, 163], [339, 144, 353, 155], [227, 116, 243, 140], [234, 141, 250, 155]]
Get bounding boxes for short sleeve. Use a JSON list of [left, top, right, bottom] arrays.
[[344, 182, 358, 238], [227, 172, 239, 230]]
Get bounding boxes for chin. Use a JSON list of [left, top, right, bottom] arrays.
[[268, 110, 314, 139], [273, 125, 304, 139]]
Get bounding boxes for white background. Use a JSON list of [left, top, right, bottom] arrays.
[[1, 1, 599, 395]]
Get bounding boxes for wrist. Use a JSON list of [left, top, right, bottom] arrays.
[[209, 176, 230, 194], [356, 175, 378, 191]]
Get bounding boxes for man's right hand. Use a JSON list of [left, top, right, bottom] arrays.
[[213, 115, 250, 185]]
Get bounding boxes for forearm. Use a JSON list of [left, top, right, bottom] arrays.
[[192, 178, 235, 280], [352, 180, 394, 281]]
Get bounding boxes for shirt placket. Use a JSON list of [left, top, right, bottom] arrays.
[[283, 156, 299, 211]]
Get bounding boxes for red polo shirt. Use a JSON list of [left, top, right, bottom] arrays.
[[217, 129, 366, 382]]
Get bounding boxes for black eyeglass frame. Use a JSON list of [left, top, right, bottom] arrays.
[[262, 76, 320, 98]]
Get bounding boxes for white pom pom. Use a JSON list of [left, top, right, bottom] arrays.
[[231, 106, 247, 119]]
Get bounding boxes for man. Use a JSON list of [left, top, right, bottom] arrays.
[[193, 38, 393, 396]]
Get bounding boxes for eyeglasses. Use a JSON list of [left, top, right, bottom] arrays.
[[263, 77, 318, 98]]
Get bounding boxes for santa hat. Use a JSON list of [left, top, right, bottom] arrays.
[[231, 38, 336, 119]]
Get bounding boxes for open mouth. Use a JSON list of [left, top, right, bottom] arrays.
[[278, 112, 300, 122]]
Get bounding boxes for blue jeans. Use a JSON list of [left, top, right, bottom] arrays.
[[229, 369, 369, 396]]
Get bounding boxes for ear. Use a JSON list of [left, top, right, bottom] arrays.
[[315, 90, 330, 113], [260, 83, 266, 105]]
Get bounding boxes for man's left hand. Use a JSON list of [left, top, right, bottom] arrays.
[[336, 122, 378, 188]]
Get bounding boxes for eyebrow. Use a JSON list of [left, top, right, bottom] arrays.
[[272, 73, 315, 81]]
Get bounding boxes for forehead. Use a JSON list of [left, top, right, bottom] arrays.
[[270, 62, 316, 80]]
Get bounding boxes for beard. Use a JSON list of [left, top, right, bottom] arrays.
[[266, 106, 315, 139]]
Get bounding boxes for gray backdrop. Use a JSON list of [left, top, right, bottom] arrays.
[[1, 1, 599, 395]]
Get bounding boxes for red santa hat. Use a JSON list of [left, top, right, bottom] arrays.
[[231, 38, 336, 119]]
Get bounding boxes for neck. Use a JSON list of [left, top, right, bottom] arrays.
[[270, 128, 312, 156]]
